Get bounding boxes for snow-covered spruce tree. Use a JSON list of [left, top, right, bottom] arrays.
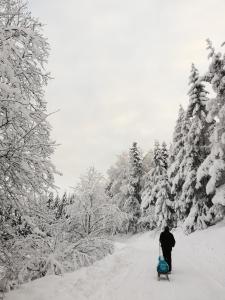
[[141, 142, 174, 229], [154, 142, 174, 228], [197, 40, 225, 222], [0, 0, 58, 285], [137, 149, 154, 231], [140, 169, 156, 231], [128, 142, 143, 204], [141, 141, 161, 214], [168, 105, 185, 176], [161, 141, 168, 169], [47, 192, 55, 209], [125, 142, 143, 232], [181, 64, 215, 233], [143, 141, 163, 207], [168, 106, 191, 221], [55, 192, 70, 219]]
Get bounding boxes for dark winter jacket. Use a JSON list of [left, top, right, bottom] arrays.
[[159, 228, 175, 252]]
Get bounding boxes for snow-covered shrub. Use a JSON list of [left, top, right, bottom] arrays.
[[0, 219, 64, 287], [49, 168, 129, 270], [62, 236, 114, 271]]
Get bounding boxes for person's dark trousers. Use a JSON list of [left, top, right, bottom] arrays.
[[162, 248, 172, 272]]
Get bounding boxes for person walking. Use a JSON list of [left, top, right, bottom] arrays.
[[159, 226, 175, 273]]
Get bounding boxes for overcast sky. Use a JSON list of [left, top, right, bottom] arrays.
[[28, 0, 225, 192]]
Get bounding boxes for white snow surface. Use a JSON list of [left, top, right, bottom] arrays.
[[6, 223, 225, 300]]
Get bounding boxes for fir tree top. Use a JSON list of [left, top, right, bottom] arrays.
[[187, 64, 208, 119], [129, 142, 142, 176]]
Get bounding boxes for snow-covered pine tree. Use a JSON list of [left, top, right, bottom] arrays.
[[139, 147, 155, 230], [149, 141, 165, 205], [47, 192, 55, 209], [161, 141, 169, 169], [55, 192, 69, 219], [168, 105, 185, 170], [138, 149, 155, 231], [120, 143, 143, 232], [168, 106, 189, 221], [153, 140, 162, 167], [197, 40, 225, 221], [141, 141, 173, 229], [124, 142, 143, 232], [141, 141, 161, 211], [181, 64, 214, 233], [128, 142, 143, 204], [154, 142, 174, 228]]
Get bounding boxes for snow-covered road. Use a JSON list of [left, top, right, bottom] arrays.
[[6, 224, 225, 300]]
